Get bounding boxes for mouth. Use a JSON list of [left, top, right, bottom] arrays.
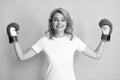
[[56, 25, 64, 28]]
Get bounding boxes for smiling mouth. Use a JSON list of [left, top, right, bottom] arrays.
[[56, 26, 64, 28]]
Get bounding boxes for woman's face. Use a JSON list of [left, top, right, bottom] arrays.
[[52, 12, 67, 33]]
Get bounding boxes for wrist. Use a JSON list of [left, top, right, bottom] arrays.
[[101, 34, 111, 42], [9, 36, 18, 43]]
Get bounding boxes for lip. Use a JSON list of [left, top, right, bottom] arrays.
[[56, 25, 64, 28]]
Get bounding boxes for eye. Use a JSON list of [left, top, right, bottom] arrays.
[[62, 18, 66, 22], [53, 17, 58, 21]]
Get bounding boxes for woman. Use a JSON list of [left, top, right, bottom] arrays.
[[7, 8, 112, 80]]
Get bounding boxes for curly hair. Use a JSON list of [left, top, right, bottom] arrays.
[[45, 8, 74, 40]]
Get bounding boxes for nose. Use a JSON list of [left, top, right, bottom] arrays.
[[57, 20, 61, 25]]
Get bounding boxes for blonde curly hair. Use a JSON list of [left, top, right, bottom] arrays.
[[45, 8, 74, 40]]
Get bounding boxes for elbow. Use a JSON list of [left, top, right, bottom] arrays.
[[17, 58, 23, 61], [95, 57, 101, 60], [94, 51, 103, 60], [17, 56, 25, 61], [18, 58, 24, 61], [95, 55, 102, 60]]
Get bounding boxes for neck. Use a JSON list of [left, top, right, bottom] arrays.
[[55, 32, 65, 38]]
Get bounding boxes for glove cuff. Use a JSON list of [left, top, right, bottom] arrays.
[[9, 36, 18, 43], [101, 34, 111, 42]]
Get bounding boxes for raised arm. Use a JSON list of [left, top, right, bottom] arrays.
[[81, 19, 113, 59], [13, 42, 36, 61], [7, 23, 37, 61], [82, 40, 105, 59]]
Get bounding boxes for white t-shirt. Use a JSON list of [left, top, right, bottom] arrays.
[[32, 35, 87, 80]]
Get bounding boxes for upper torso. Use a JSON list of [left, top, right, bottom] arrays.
[[32, 35, 87, 80]]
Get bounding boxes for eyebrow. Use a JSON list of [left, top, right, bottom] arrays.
[[53, 16, 66, 19]]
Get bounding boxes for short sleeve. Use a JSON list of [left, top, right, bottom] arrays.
[[31, 38, 44, 54], [74, 36, 87, 52]]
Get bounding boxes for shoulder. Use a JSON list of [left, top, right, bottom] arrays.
[[40, 35, 50, 41], [72, 35, 86, 44], [72, 35, 80, 41], [35, 35, 49, 44]]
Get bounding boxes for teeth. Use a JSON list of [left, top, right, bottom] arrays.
[[57, 26, 63, 28]]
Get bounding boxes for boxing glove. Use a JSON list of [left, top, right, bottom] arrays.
[[99, 19, 113, 42], [7, 23, 20, 43]]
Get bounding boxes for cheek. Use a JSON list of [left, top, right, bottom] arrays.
[[63, 22, 67, 26], [52, 22, 57, 30], [53, 21, 58, 26], [52, 22, 56, 27]]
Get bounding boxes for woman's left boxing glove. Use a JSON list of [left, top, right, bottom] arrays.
[[7, 23, 20, 43], [99, 19, 113, 42]]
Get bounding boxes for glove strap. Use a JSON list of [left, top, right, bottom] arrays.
[[9, 36, 18, 43], [101, 34, 111, 42]]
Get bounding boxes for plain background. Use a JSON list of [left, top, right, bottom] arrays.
[[0, 0, 120, 80]]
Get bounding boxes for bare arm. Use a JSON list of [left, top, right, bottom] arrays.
[[81, 19, 113, 59], [13, 42, 37, 61], [7, 23, 38, 61], [82, 40, 105, 59]]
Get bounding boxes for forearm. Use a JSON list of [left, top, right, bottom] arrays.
[[13, 42, 24, 61], [94, 40, 106, 59]]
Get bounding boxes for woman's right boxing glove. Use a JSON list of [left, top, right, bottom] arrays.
[[7, 23, 20, 43]]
